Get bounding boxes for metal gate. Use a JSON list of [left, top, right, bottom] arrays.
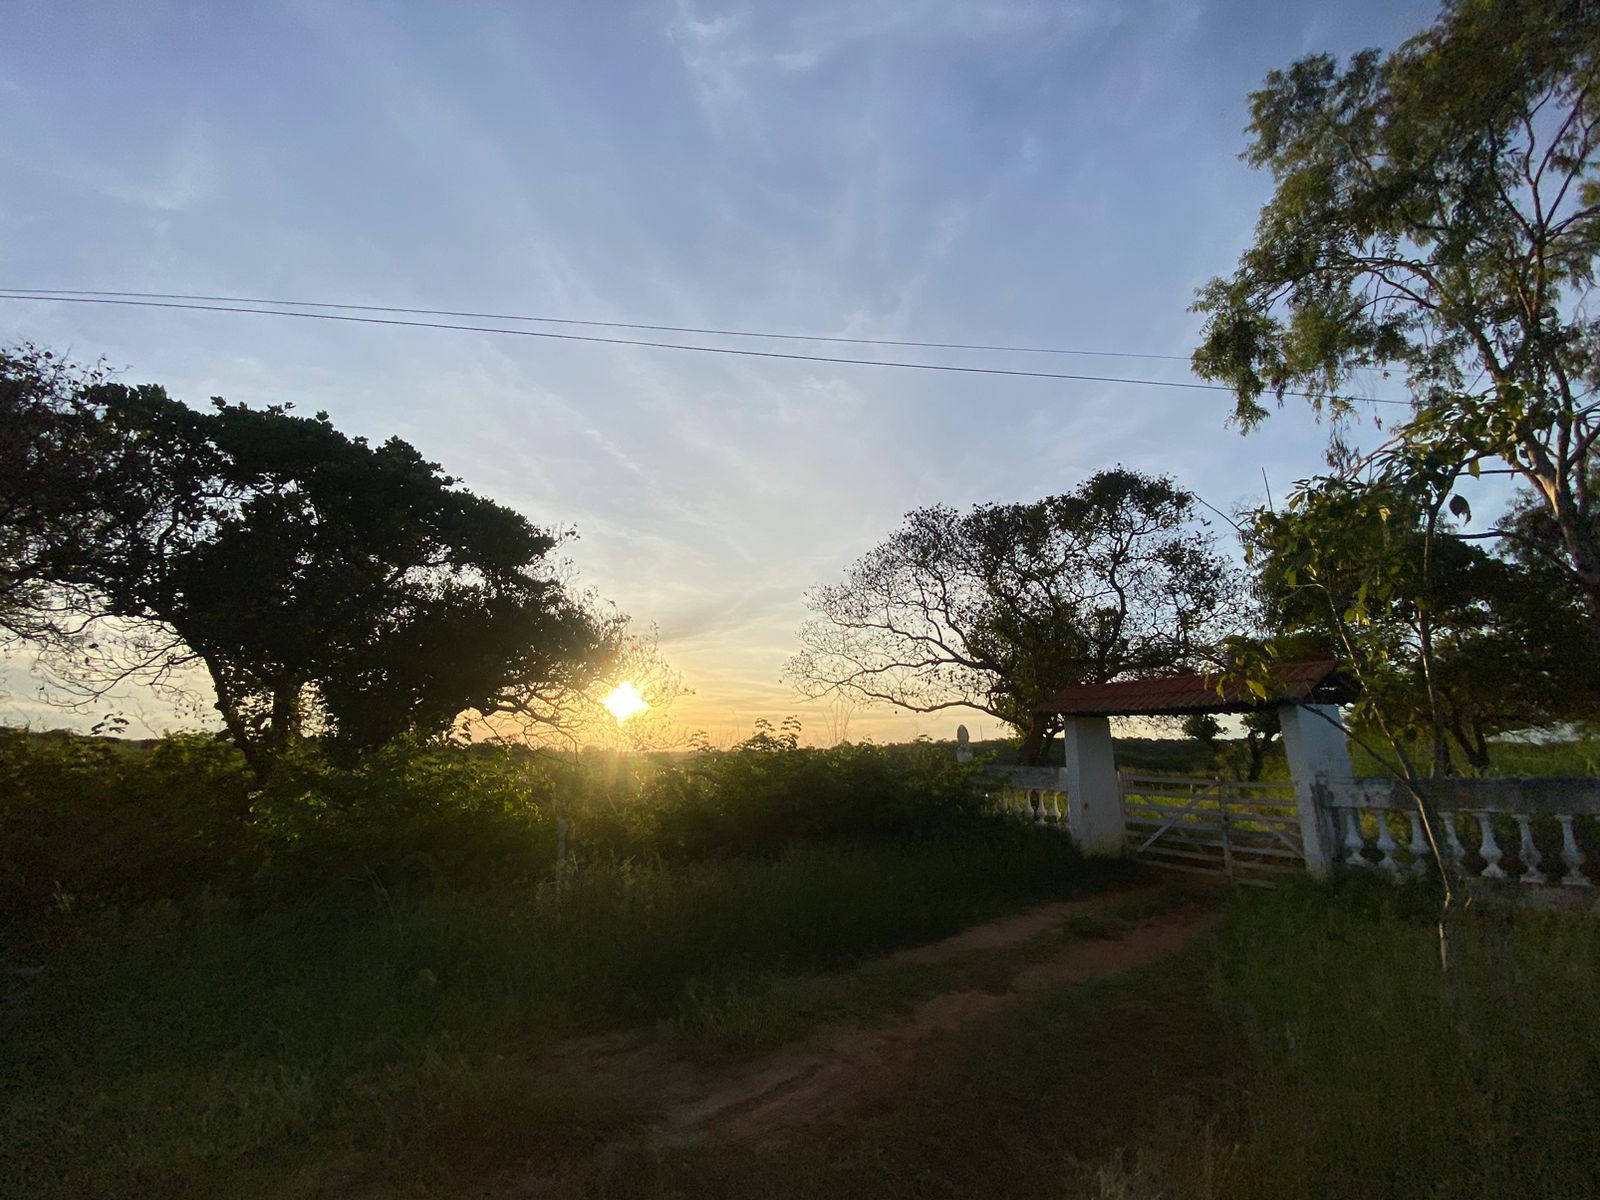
[[1120, 773, 1305, 883]]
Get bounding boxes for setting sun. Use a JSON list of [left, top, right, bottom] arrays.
[[601, 681, 650, 723]]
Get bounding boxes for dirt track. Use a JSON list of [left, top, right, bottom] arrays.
[[538, 884, 1220, 1149]]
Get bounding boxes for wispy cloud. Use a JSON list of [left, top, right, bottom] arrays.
[[1, 0, 1443, 742], [78, 116, 218, 212]]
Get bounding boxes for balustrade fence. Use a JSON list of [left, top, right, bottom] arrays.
[[982, 762, 1600, 890], [1320, 778, 1600, 887], [982, 765, 1071, 831]]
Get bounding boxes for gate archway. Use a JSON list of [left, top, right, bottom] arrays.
[[1028, 660, 1358, 878]]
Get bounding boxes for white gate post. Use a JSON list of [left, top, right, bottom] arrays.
[[1277, 702, 1351, 879], [1062, 716, 1125, 856]]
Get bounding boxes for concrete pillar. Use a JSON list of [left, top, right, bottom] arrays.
[[1278, 703, 1352, 879], [1062, 716, 1125, 856]]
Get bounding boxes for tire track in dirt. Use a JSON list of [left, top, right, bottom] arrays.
[[531, 889, 1216, 1152], [669, 904, 1218, 1144], [538, 885, 1220, 1149]]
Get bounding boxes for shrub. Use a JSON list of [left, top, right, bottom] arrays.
[[247, 738, 554, 900], [0, 729, 252, 917], [1, 723, 1000, 920], [592, 726, 996, 858]]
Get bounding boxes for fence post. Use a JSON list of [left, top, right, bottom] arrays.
[[1277, 703, 1350, 879], [1062, 716, 1125, 855]]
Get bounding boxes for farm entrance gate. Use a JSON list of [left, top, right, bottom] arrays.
[[1119, 774, 1304, 884]]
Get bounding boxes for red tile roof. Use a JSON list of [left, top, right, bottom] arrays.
[[1033, 660, 1356, 717]]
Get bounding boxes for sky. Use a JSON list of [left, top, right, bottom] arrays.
[[1, 0, 1469, 744]]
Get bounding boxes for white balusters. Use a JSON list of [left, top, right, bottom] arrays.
[[1316, 786, 1596, 890], [1408, 811, 1430, 878], [1514, 814, 1546, 884], [1559, 815, 1591, 886], [1442, 812, 1467, 872], [1053, 791, 1071, 833], [1475, 812, 1506, 880], [1374, 812, 1400, 875], [1343, 808, 1371, 868], [1000, 786, 1075, 831]]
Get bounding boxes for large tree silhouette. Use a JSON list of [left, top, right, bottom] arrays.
[[2, 345, 623, 780], [787, 469, 1242, 762]]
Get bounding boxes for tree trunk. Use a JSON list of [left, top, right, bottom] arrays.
[[1245, 731, 1270, 781], [1444, 707, 1491, 774], [1542, 470, 1600, 624], [201, 654, 269, 791], [1018, 712, 1055, 766]]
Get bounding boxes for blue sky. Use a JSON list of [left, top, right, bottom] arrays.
[[1, 0, 1459, 742]]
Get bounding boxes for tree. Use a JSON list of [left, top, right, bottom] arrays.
[[1193, 0, 1600, 618], [2, 348, 628, 780], [1, 346, 201, 704], [1251, 465, 1600, 775], [786, 469, 1242, 762]]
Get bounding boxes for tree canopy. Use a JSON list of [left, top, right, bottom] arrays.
[[786, 469, 1242, 762], [1193, 0, 1600, 616], [1250, 463, 1600, 775], [1, 345, 631, 779]]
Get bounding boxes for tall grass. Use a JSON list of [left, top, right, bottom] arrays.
[[566, 882, 1600, 1200], [1202, 880, 1600, 1199], [2, 833, 1111, 1198]]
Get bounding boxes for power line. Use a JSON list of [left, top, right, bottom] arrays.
[[0, 291, 1412, 406], [0, 287, 1195, 361]]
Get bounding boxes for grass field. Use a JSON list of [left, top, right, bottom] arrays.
[[2, 833, 1117, 1198], [6, 722, 1599, 1197], [9, 862, 1597, 1198], [568, 879, 1600, 1200]]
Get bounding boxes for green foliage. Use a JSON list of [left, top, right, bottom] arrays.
[[0, 725, 1014, 922], [0, 345, 118, 643], [1194, 0, 1600, 615], [0, 345, 623, 779], [247, 738, 556, 898], [789, 468, 1243, 763], [0, 728, 254, 914], [0, 730, 560, 919], [615, 724, 997, 858], [1249, 467, 1600, 772]]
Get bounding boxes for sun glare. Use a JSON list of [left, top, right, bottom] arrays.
[[601, 681, 650, 723]]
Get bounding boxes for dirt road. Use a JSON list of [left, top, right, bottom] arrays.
[[538, 883, 1221, 1150]]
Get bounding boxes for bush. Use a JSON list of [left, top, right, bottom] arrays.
[[0, 730, 557, 920], [575, 724, 995, 859], [0, 723, 1002, 920], [247, 738, 554, 899], [0, 729, 253, 916]]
